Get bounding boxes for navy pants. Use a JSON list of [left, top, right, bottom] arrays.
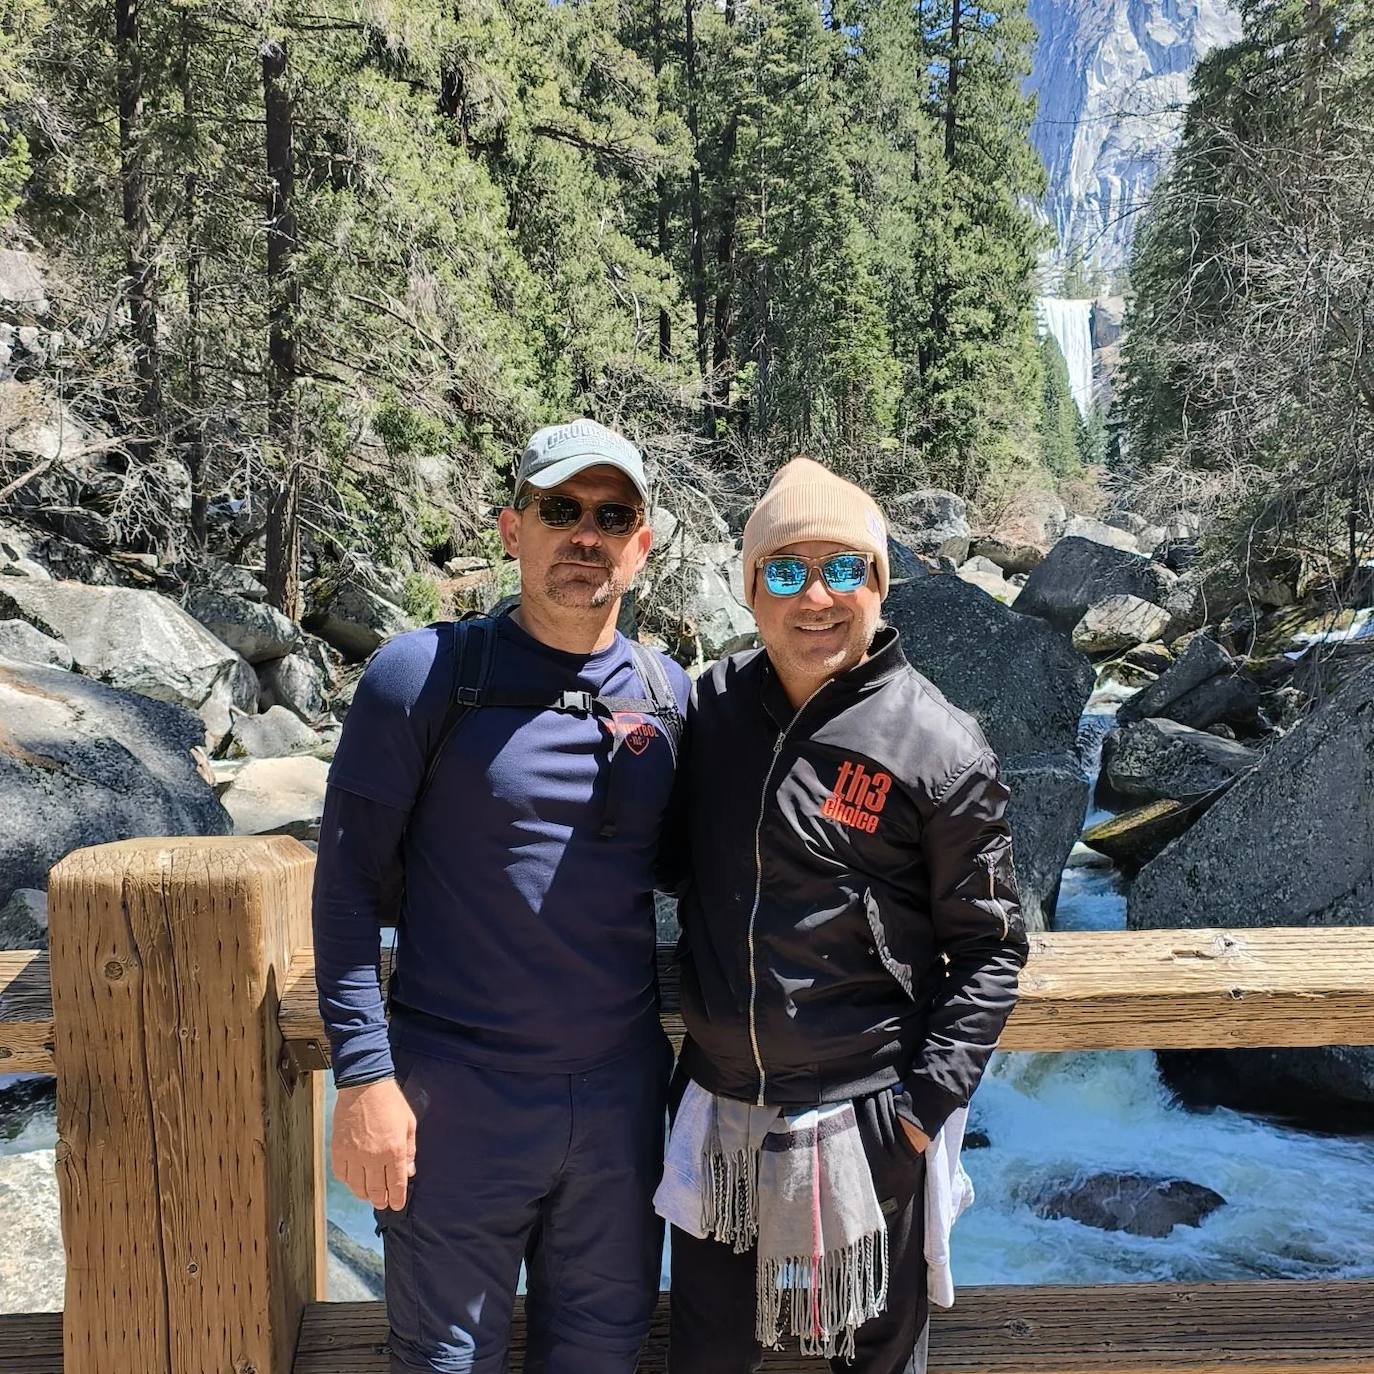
[[377, 1033, 673, 1373], [668, 1085, 930, 1374]]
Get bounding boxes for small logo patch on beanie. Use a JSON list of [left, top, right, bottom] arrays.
[[866, 512, 884, 540]]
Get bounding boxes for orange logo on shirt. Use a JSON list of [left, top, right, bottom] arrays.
[[821, 760, 891, 834], [602, 712, 659, 755]]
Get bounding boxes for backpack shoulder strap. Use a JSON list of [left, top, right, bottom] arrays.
[[414, 611, 497, 806], [626, 640, 683, 757]]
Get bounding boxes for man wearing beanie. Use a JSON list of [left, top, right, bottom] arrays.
[[656, 457, 1028, 1373]]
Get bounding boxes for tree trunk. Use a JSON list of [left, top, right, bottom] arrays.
[[180, 13, 207, 551], [115, 0, 162, 459], [756, 256, 772, 435], [263, 37, 301, 621], [944, 0, 961, 165], [654, 0, 671, 362], [708, 0, 739, 433], [684, 0, 709, 381]]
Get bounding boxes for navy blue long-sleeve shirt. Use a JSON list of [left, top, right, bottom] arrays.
[[311, 615, 690, 1087]]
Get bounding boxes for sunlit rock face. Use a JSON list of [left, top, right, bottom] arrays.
[[1027, 0, 1242, 272]]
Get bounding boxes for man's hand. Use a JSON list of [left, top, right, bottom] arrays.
[[331, 1077, 417, 1211], [899, 1117, 931, 1156]]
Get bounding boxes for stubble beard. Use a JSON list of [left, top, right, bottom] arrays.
[[542, 555, 631, 610], [772, 609, 880, 685]]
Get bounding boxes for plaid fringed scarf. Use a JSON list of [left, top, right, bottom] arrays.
[[656, 1081, 889, 1360]]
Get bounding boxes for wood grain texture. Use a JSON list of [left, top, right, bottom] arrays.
[[18, 923, 1374, 1078], [0, 1312, 62, 1373], [11, 1282, 1374, 1374], [0, 950, 54, 1072], [293, 1282, 1374, 1373], [48, 836, 324, 1374], [275, 927, 1374, 1060]]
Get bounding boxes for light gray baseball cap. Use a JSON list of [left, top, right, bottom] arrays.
[[514, 418, 649, 506]]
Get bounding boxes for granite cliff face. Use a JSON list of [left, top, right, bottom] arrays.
[[1028, 0, 1242, 273]]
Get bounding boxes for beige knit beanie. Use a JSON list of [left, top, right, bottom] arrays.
[[740, 457, 890, 609]]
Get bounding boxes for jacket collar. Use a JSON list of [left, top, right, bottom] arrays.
[[759, 624, 908, 729]]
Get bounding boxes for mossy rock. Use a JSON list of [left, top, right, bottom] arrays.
[[1082, 797, 1208, 871]]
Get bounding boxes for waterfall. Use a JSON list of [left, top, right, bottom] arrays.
[[1038, 297, 1095, 419]]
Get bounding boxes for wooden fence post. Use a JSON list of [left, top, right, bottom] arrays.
[[48, 836, 324, 1374]]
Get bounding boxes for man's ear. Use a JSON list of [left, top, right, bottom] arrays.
[[497, 506, 521, 560], [629, 523, 652, 577]]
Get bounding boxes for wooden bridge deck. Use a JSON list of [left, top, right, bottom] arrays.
[[5, 1282, 1373, 1372], [7, 926, 1374, 1075]]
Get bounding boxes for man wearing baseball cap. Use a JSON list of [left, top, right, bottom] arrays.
[[314, 417, 688, 1372], [657, 457, 1028, 1372]]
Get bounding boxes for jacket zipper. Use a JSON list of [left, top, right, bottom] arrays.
[[746, 680, 830, 1106]]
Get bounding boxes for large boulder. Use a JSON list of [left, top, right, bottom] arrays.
[[885, 573, 1096, 930], [1000, 757, 1092, 929], [0, 384, 126, 545], [0, 887, 47, 949], [304, 577, 411, 660], [887, 536, 926, 583], [890, 489, 972, 563], [258, 649, 331, 723], [0, 248, 52, 315], [1072, 595, 1172, 656], [649, 536, 756, 661], [0, 517, 126, 586], [957, 558, 1018, 606], [221, 705, 322, 760], [995, 489, 1068, 549], [1118, 635, 1232, 724], [1013, 538, 1176, 636], [220, 755, 330, 841], [1081, 797, 1215, 872], [1157, 672, 1263, 733], [198, 562, 270, 603], [1103, 511, 1149, 537], [0, 579, 257, 738], [968, 536, 1043, 577], [0, 660, 231, 899], [680, 546, 756, 659], [1124, 642, 1174, 675], [0, 618, 72, 669], [1099, 719, 1258, 807], [1062, 515, 1141, 555], [183, 588, 302, 664], [1030, 1172, 1225, 1238], [1117, 635, 1260, 732], [1128, 662, 1374, 1108]]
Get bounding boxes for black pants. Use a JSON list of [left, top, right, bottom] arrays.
[[377, 1033, 673, 1373], [668, 1086, 930, 1374]]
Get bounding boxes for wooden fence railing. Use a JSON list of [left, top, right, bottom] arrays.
[[1, 835, 1373, 1373]]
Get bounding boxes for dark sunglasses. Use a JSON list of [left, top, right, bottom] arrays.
[[757, 551, 874, 597], [515, 491, 645, 538]]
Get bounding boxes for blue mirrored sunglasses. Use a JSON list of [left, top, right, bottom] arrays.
[[758, 552, 873, 598]]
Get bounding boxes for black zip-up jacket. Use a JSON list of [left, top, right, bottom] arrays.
[[676, 625, 1028, 1139]]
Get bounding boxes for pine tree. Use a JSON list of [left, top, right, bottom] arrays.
[[1121, 0, 1374, 570], [1039, 333, 1081, 476]]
